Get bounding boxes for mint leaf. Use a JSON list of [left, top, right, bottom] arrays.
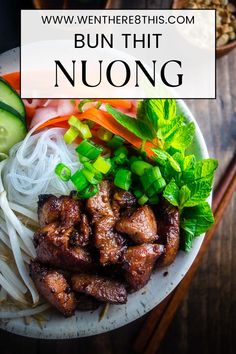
[[181, 202, 214, 250], [138, 99, 159, 131], [157, 115, 184, 140], [152, 148, 181, 172], [179, 185, 191, 208], [194, 158, 218, 182], [106, 104, 154, 140], [164, 99, 176, 120], [163, 178, 179, 206], [181, 225, 194, 252], [181, 158, 217, 207], [166, 122, 195, 151], [184, 178, 213, 207]]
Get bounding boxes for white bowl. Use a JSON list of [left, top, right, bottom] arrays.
[[0, 47, 210, 339]]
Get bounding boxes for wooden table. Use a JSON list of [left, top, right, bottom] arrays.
[[1, 1, 236, 353]]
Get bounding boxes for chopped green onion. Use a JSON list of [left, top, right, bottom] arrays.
[[76, 139, 103, 160], [131, 160, 152, 176], [79, 156, 90, 163], [55, 163, 71, 181], [153, 178, 166, 193], [140, 167, 163, 190], [133, 189, 144, 199], [78, 99, 93, 112], [107, 135, 125, 149], [71, 169, 89, 191], [82, 168, 101, 185], [64, 127, 79, 144], [148, 195, 159, 204], [114, 169, 132, 191], [114, 146, 128, 157], [138, 194, 148, 205], [79, 184, 98, 198], [68, 116, 92, 139], [129, 155, 142, 165], [112, 146, 128, 165], [97, 127, 113, 142], [146, 184, 157, 198], [93, 156, 111, 174], [78, 99, 101, 112]]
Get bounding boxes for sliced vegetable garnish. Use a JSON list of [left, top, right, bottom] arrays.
[[131, 160, 152, 176], [93, 156, 111, 174], [68, 116, 92, 139], [54, 163, 71, 181], [76, 139, 103, 160], [107, 135, 125, 149], [97, 127, 113, 142], [82, 168, 102, 185], [114, 169, 132, 191], [71, 170, 89, 191], [79, 184, 99, 198], [64, 126, 79, 144], [138, 194, 149, 206]]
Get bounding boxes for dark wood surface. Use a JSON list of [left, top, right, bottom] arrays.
[[1, 0, 236, 353]]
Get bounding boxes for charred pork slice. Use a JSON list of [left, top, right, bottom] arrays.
[[95, 216, 126, 265], [76, 294, 101, 311], [86, 180, 113, 221], [30, 261, 76, 317], [71, 273, 127, 304], [69, 214, 91, 247], [122, 244, 164, 291], [156, 200, 180, 267], [87, 181, 126, 265], [34, 223, 92, 271], [112, 188, 137, 218], [115, 205, 158, 244], [38, 195, 81, 227]]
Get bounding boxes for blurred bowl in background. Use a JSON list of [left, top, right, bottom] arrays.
[[172, 0, 236, 58]]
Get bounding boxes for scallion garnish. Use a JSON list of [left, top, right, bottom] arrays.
[[54, 163, 71, 181]]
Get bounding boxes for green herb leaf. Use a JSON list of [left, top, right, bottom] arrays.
[[163, 178, 179, 206], [194, 158, 218, 182], [184, 178, 213, 207], [179, 185, 191, 208], [165, 122, 195, 151], [164, 99, 176, 120], [106, 104, 154, 140], [152, 148, 181, 172], [181, 202, 214, 251]]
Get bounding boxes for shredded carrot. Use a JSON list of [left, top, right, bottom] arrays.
[[36, 108, 156, 157], [99, 99, 132, 110], [36, 116, 70, 131], [2, 72, 20, 91]]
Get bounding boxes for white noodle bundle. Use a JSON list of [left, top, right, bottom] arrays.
[[3, 127, 79, 212]]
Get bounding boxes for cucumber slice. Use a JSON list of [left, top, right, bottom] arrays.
[[0, 101, 24, 121], [0, 78, 26, 119], [0, 106, 27, 154]]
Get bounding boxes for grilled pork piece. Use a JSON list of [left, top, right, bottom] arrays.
[[112, 188, 137, 218], [38, 195, 81, 227], [122, 244, 164, 291], [71, 273, 127, 304], [30, 261, 76, 317], [34, 223, 92, 271], [69, 214, 91, 247], [86, 180, 113, 221], [76, 294, 101, 311], [156, 200, 180, 267], [115, 205, 158, 244], [87, 181, 126, 265], [95, 216, 126, 264]]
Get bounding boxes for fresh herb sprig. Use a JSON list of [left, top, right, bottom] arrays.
[[107, 99, 218, 251]]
